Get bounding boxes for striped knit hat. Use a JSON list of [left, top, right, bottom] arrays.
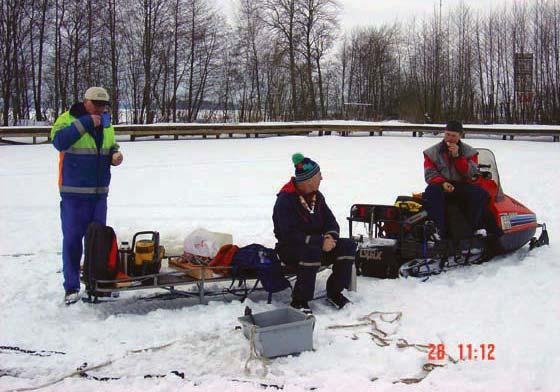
[[292, 153, 320, 183]]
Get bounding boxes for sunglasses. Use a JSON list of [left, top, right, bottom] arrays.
[[91, 100, 109, 107]]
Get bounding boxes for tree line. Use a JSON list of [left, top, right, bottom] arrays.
[[1, 0, 559, 126]]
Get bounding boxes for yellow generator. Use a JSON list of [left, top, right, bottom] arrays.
[[127, 231, 165, 277]]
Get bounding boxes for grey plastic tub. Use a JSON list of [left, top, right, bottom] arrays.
[[238, 307, 315, 358]]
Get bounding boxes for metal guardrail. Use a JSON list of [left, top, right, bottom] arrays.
[[1, 122, 559, 144]]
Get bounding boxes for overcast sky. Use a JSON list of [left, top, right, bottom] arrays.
[[215, 0, 502, 31], [339, 0, 498, 29]]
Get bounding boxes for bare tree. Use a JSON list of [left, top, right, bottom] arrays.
[[233, 0, 270, 121], [341, 25, 400, 120], [28, 0, 49, 121], [297, 0, 339, 119], [263, 0, 301, 120], [0, 0, 23, 125], [107, 0, 120, 123]]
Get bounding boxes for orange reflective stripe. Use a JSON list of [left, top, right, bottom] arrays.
[[58, 151, 64, 187]]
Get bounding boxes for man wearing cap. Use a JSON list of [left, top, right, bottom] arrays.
[[51, 87, 123, 305], [272, 153, 356, 313], [423, 120, 491, 239]]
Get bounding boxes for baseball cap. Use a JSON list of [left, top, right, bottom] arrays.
[[84, 87, 110, 104]]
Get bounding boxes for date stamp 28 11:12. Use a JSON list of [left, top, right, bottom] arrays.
[[428, 343, 495, 361]]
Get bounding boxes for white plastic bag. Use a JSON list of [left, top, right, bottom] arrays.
[[183, 228, 233, 258]]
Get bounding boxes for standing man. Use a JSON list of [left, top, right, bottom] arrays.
[[273, 153, 356, 314], [51, 87, 123, 305], [423, 120, 489, 239]]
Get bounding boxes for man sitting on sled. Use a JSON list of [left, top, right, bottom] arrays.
[[273, 153, 356, 314], [423, 120, 500, 240]]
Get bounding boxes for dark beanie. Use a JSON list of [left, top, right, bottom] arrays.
[[446, 120, 463, 133], [292, 153, 320, 183]]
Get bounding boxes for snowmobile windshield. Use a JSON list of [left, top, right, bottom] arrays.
[[476, 148, 503, 199]]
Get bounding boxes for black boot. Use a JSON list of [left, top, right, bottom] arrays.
[[327, 292, 350, 309], [290, 298, 312, 315]]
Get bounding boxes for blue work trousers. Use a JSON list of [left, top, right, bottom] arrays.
[[60, 197, 107, 292]]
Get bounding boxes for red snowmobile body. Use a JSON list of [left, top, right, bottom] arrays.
[[475, 149, 540, 254]]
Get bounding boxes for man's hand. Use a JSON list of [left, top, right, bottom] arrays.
[[322, 234, 337, 252], [442, 182, 455, 193], [112, 151, 123, 166], [446, 142, 459, 158], [91, 114, 101, 127]]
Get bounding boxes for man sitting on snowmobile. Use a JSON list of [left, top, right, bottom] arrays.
[[422, 120, 492, 240], [272, 153, 356, 314]]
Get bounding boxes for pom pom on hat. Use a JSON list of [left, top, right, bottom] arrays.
[[292, 153, 305, 165], [292, 153, 320, 183]]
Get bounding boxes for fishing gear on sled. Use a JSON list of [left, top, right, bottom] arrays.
[[80, 224, 292, 304]]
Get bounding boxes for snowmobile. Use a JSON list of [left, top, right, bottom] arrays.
[[348, 148, 549, 279]]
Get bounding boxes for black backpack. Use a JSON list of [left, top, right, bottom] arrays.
[[83, 222, 118, 297]]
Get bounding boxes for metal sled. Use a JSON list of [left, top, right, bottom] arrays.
[[85, 259, 299, 305]]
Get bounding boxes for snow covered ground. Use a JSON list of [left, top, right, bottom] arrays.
[[1, 133, 558, 391]]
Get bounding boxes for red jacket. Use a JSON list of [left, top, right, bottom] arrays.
[[423, 141, 479, 184]]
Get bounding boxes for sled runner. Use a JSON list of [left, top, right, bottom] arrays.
[[89, 264, 258, 304], [348, 149, 549, 279]]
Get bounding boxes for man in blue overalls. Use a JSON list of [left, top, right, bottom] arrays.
[[51, 87, 123, 305]]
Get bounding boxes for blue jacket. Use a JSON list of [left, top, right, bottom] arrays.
[[272, 178, 339, 263], [51, 103, 119, 199]]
